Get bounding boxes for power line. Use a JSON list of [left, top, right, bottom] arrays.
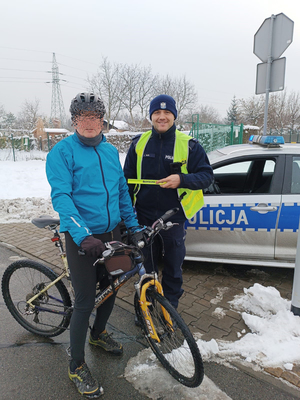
[[61, 83, 88, 90], [57, 62, 93, 73], [0, 46, 99, 68], [0, 80, 50, 84], [0, 68, 48, 73], [0, 46, 51, 54], [0, 58, 51, 64], [60, 72, 87, 82], [0, 77, 47, 80], [55, 53, 99, 67]]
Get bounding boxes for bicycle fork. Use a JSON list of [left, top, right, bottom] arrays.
[[137, 279, 174, 342]]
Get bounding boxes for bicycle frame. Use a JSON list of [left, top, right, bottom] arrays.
[[25, 270, 69, 314], [138, 278, 174, 342], [27, 220, 174, 340]]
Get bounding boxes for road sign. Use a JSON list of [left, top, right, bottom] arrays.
[[254, 13, 294, 135], [256, 57, 286, 95], [254, 13, 294, 62]]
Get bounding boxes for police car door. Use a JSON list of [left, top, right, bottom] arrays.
[[275, 154, 300, 262], [185, 154, 283, 262]]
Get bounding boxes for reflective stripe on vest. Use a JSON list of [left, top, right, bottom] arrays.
[[173, 130, 204, 219], [134, 130, 204, 219]]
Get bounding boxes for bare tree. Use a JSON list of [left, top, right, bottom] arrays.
[[0, 104, 6, 127], [286, 91, 300, 133], [267, 91, 300, 133], [153, 75, 197, 124], [189, 105, 221, 124], [88, 58, 199, 131], [267, 91, 287, 133], [120, 65, 157, 131], [17, 99, 43, 131], [238, 90, 300, 134], [136, 66, 156, 120], [239, 95, 265, 127], [88, 57, 123, 131], [119, 63, 142, 129]]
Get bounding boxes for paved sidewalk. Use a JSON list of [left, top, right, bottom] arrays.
[[1, 222, 300, 390]]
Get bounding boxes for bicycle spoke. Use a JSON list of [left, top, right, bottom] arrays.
[[135, 289, 204, 387], [2, 260, 72, 337]]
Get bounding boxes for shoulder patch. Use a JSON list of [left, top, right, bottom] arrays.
[[188, 137, 199, 150], [131, 133, 142, 142], [132, 134, 142, 145]]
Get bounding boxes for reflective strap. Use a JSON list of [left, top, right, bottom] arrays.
[[173, 131, 204, 219], [134, 131, 152, 205]]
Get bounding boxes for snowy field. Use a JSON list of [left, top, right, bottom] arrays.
[[1, 150, 300, 399]]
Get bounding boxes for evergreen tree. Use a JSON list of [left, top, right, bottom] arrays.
[[226, 95, 239, 125]]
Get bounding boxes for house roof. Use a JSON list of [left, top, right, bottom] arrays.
[[44, 128, 70, 134], [110, 120, 128, 130]]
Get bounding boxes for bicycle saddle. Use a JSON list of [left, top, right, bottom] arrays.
[[31, 215, 60, 229]]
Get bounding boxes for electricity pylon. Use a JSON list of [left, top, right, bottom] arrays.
[[50, 53, 67, 128]]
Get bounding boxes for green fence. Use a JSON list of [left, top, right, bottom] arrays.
[[0, 133, 67, 161], [189, 115, 244, 153], [269, 128, 300, 144]]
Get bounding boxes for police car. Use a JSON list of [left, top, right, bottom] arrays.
[[185, 135, 300, 268]]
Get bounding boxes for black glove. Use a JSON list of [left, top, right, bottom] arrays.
[[129, 225, 152, 246], [80, 236, 106, 258]]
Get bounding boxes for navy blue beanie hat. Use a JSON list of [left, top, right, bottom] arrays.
[[149, 94, 177, 119]]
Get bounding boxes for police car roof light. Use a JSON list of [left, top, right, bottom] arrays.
[[249, 135, 285, 147]]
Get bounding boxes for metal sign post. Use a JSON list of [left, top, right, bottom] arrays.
[[253, 13, 294, 135], [262, 15, 275, 136]]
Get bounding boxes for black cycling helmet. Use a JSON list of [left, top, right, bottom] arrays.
[[69, 92, 106, 121]]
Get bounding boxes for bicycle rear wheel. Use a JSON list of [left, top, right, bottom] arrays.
[[134, 288, 204, 387], [2, 260, 72, 337]]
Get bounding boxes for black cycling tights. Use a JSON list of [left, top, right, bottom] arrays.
[[65, 227, 121, 365]]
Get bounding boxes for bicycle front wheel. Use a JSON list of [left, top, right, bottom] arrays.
[[2, 260, 72, 337], [135, 288, 204, 387]]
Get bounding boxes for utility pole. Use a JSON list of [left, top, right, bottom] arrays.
[[49, 53, 67, 128]]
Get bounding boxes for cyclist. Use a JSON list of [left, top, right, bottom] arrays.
[[46, 92, 143, 398], [124, 94, 213, 311]]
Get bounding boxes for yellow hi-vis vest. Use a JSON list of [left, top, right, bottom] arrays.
[[134, 129, 204, 219]]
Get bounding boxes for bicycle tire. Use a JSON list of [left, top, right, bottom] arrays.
[[2, 259, 72, 337], [134, 288, 204, 387]]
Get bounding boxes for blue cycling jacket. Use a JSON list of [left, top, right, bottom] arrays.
[[46, 133, 138, 246]]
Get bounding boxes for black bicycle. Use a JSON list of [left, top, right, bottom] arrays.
[[1, 208, 204, 388]]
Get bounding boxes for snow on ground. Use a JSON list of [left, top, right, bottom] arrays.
[[125, 283, 300, 399], [1, 150, 300, 399], [125, 348, 231, 400], [198, 283, 300, 368]]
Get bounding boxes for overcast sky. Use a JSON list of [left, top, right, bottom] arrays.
[[1, 0, 300, 121]]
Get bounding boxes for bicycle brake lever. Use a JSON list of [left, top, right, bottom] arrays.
[[164, 221, 178, 231], [93, 257, 105, 266], [93, 248, 114, 266]]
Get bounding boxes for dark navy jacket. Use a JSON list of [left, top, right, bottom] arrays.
[[123, 124, 213, 223]]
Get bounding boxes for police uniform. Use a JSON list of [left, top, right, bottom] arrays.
[[124, 123, 213, 308]]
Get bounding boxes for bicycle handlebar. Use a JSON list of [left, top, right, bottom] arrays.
[[80, 207, 179, 258], [152, 207, 179, 226]]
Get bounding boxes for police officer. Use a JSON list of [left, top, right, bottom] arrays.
[[124, 94, 213, 310]]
